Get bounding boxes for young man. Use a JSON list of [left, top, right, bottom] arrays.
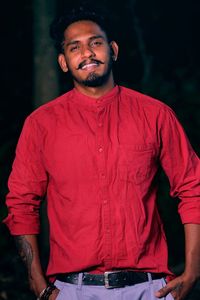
[[4, 7, 200, 300]]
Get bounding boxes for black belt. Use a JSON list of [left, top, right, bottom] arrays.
[[56, 271, 164, 289]]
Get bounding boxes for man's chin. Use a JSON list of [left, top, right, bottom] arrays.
[[71, 64, 112, 87], [80, 72, 111, 87], [81, 78, 105, 87]]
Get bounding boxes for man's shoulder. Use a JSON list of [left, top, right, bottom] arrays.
[[29, 89, 73, 121], [119, 85, 171, 111]]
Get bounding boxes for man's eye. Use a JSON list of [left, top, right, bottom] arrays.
[[91, 41, 102, 47], [70, 46, 79, 52]]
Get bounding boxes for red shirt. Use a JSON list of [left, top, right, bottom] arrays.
[[4, 85, 200, 277]]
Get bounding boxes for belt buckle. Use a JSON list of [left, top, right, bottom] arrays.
[[104, 271, 123, 289]]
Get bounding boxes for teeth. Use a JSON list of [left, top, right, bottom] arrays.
[[81, 63, 98, 70]]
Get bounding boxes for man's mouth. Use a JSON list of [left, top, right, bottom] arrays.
[[81, 63, 99, 70], [78, 60, 103, 70]]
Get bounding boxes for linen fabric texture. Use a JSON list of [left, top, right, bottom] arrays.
[[4, 85, 200, 278]]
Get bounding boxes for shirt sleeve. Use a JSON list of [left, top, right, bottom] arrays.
[[3, 115, 48, 235], [158, 106, 200, 224]]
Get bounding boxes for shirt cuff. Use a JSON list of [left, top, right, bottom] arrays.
[[3, 214, 40, 235]]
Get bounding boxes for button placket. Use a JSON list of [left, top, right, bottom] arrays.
[[96, 107, 112, 265]]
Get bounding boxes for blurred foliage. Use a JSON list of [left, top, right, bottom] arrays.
[[0, 0, 200, 299]]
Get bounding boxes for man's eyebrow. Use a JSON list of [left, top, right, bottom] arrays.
[[64, 35, 106, 47], [89, 35, 105, 41], [65, 40, 79, 47]]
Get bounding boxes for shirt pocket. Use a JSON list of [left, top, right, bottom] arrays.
[[119, 144, 154, 185]]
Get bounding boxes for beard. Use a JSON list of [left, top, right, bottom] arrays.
[[67, 53, 113, 88], [79, 70, 111, 87]]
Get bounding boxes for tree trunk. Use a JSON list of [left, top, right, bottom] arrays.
[[33, 0, 59, 108]]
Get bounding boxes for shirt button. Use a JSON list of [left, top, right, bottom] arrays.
[[98, 122, 103, 127], [103, 200, 108, 204], [101, 173, 106, 178], [98, 147, 103, 153]]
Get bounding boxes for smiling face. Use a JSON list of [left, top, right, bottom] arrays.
[[58, 20, 118, 89]]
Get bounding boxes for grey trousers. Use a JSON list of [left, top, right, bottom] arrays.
[[55, 273, 174, 300]]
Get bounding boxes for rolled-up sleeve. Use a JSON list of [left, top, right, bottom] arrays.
[[3, 116, 48, 235], [158, 107, 200, 224]]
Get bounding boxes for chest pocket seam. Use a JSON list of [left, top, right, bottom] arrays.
[[119, 145, 154, 185]]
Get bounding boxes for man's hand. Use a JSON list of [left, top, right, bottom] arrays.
[[155, 273, 196, 300], [155, 224, 200, 300], [49, 288, 60, 300]]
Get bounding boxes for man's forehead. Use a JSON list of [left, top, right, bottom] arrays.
[[63, 20, 107, 42]]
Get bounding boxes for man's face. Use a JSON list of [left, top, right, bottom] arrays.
[[58, 20, 118, 88]]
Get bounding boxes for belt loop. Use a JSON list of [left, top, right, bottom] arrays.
[[147, 272, 153, 284], [77, 273, 83, 290]]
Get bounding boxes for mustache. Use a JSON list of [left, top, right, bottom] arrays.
[[77, 59, 104, 70]]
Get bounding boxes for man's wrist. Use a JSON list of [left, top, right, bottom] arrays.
[[184, 264, 200, 280], [37, 283, 57, 300]]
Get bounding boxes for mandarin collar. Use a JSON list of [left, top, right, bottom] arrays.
[[69, 85, 120, 110]]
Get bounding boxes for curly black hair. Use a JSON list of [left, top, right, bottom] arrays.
[[50, 6, 115, 54]]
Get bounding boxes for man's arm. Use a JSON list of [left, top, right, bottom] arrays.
[[156, 106, 200, 299], [14, 234, 59, 299], [155, 223, 200, 299]]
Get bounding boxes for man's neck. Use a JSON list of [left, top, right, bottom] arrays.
[[73, 77, 115, 99]]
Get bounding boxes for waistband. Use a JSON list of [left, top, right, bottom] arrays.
[[56, 271, 164, 289]]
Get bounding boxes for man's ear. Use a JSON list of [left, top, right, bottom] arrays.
[[110, 41, 119, 61], [58, 54, 68, 72]]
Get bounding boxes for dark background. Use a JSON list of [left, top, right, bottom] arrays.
[[0, 0, 200, 299]]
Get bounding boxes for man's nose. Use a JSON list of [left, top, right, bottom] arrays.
[[80, 45, 95, 58]]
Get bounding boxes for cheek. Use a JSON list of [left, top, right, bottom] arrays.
[[65, 53, 80, 68], [101, 49, 112, 63]]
